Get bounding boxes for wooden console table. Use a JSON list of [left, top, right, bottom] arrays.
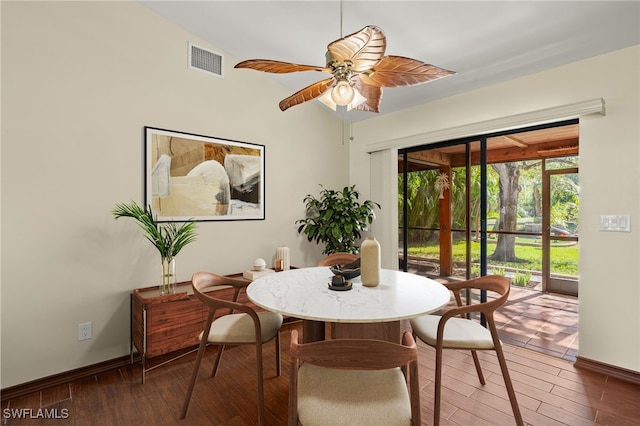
[[131, 277, 254, 383]]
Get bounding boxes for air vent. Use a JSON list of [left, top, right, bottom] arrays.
[[189, 43, 223, 77]]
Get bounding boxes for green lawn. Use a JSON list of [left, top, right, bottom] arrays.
[[407, 239, 579, 275]]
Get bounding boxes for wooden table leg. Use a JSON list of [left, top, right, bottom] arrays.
[[302, 320, 326, 343]]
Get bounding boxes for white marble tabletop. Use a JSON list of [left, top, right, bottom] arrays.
[[247, 267, 451, 323]]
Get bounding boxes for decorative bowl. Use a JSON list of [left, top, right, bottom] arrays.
[[329, 258, 361, 279]]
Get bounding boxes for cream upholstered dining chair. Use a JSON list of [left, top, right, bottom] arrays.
[[409, 275, 523, 426], [288, 329, 421, 426], [316, 252, 357, 267], [180, 272, 283, 425]]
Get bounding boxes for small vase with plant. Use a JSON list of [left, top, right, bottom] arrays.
[[112, 201, 197, 295], [296, 185, 380, 255]]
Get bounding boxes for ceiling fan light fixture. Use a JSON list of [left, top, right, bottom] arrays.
[[318, 89, 339, 110], [331, 79, 355, 105], [347, 88, 367, 111], [318, 85, 366, 111]]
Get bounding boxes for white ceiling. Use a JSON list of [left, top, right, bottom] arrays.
[[140, 1, 640, 121]]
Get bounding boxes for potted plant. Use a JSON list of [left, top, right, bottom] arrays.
[[112, 201, 197, 295], [296, 185, 380, 255]]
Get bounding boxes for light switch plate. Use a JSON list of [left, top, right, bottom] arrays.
[[600, 215, 631, 232]]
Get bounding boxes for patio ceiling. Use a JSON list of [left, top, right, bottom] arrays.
[[402, 123, 578, 171]]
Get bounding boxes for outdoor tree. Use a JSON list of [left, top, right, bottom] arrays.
[[489, 162, 522, 262], [399, 170, 441, 244]]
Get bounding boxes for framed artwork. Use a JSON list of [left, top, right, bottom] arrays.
[[145, 126, 265, 222]]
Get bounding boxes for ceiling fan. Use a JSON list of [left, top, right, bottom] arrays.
[[234, 25, 455, 113]]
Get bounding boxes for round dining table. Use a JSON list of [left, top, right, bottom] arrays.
[[247, 266, 451, 342]]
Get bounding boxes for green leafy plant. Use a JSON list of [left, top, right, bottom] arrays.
[[112, 201, 197, 260], [513, 271, 532, 287], [492, 266, 506, 276], [470, 264, 480, 278], [296, 185, 380, 255]]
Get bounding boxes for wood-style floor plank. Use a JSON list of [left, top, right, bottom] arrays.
[[2, 320, 639, 425]]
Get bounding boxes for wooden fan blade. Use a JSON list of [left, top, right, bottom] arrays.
[[327, 26, 386, 73], [352, 75, 382, 113], [278, 78, 335, 111], [359, 55, 455, 87], [235, 59, 330, 74]]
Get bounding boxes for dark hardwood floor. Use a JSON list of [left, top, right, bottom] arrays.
[[2, 319, 639, 425]]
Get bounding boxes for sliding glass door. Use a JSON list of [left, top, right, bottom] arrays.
[[399, 120, 579, 294], [399, 137, 486, 281]]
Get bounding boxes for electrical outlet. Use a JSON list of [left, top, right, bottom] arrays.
[[78, 322, 92, 341]]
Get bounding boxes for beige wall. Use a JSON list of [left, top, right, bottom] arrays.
[[350, 45, 640, 372], [1, 1, 348, 388]]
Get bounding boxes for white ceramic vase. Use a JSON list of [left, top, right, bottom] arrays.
[[360, 237, 380, 287]]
